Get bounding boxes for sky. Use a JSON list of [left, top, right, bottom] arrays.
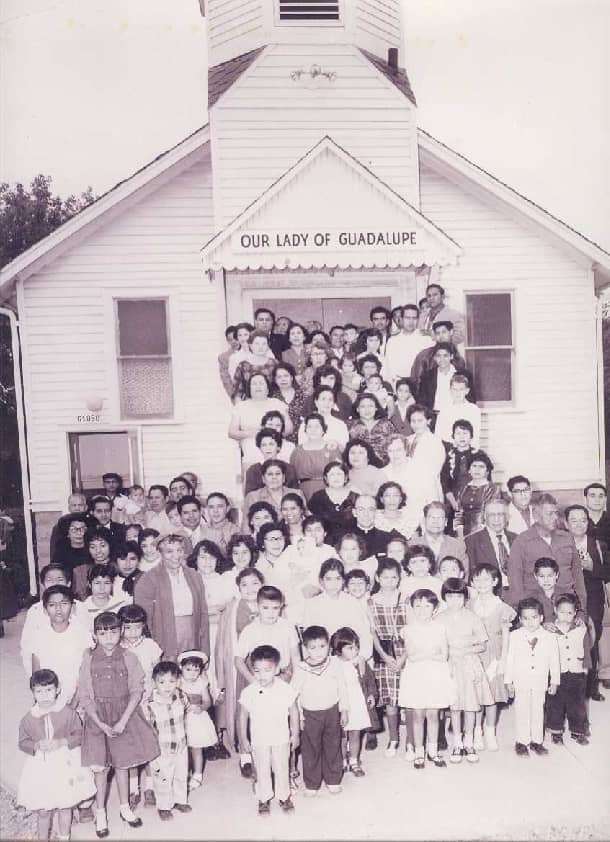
[[1, 0, 609, 250]]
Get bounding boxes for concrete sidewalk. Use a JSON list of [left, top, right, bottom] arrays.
[[1, 609, 610, 840]]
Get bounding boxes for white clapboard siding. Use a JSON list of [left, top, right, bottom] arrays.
[[419, 163, 599, 488], [353, 0, 402, 54], [211, 44, 418, 226], [207, 0, 266, 67], [20, 148, 239, 511]]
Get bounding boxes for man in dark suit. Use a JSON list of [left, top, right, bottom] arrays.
[[465, 498, 516, 590], [254, 307, 288, 359], [417, 343, 475, 415], [349, 494, 393, 557]]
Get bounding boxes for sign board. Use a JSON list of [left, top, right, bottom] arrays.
[[76, 413, 102, 424], [232, 229, 420, 253]]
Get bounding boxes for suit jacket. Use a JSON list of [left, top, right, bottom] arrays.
[[134, 564, 210, 661], [504, 626, 560, 691], [507, 525, 587, 611], [465, 528, 517, 579], [418, 366, 476, 410], [410, 532, 468, 570]]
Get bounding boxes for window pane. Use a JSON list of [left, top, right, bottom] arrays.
[[117, 300, 168, 356], [466, 293, 512, 346], [466, 349, 512, 402], [119, 359, 173, 418]]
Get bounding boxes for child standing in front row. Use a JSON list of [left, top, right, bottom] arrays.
[[239, 645, 300, 815], [504, 597, 560, 757], [544, 594, 590, 746], [399, 590, 454, 769], [435, 578, 494, 764], [78, 611, 160, 838], [145, 661, 193, 821], [469, 564, 516, 751], [118, 604, 162, 809], [18, 669, 96, 840], [291, 625, 349, 797], [177, 650, 218, 790]]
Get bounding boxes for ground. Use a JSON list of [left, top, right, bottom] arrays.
[[1, 611, 609, 841]]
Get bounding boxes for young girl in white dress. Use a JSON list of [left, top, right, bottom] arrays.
[[399, 589, 454, 769], [330, 627, 374, 777], [178, 651, 218, 790], [400, 545, 443, 603], [18, 668, 95, 840]]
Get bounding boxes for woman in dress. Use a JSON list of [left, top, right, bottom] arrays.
[[298, 386, 349, 451], [374, 481, 420, 541], [231, 330, 277, 401], [308, 461, 358, 545], [227, 322, 254, 380], [302, 366, 353, 422], [228, 372, 292, 467], [290, 412, 340, 501], [219, 534, 258, 602], [344, 438, 388, 497], [280, 493, 307, 544], [282, 322, 310, 385], [455, 451, 499, 537], [389, 377, 417, 437], [244, 428, 297, 495], [301, 343, 334, 398], [271, 362, 305, 443], [403, 404, 446, 511], [349, 393, 395, 467]]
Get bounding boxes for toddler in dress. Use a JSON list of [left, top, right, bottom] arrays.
[[330, 627, 375, 776], [178, 651, 218, 790], [399, 589, 454, 769], [18, 668, 95, 840]]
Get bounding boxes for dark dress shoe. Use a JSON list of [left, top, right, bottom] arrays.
[[529, 742, 548, 755], [258, 800, 271, 815], [551, 733, 564, 745], [364, 733, 378, 751], [174, 803, 192, 813], [601, 679, 610, 690], [590, 691, 605, 702], [515, 742, 529, 756], [158, 810, 173, 821], [240, 761, 253, 778], [120, 813, 143, 828], [571, 733, 589, 745]]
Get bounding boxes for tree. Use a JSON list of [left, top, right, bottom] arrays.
[[0, 174, 95, 269]]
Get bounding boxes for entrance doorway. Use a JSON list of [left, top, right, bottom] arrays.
[[68, 430, 140, 496], [252, 296, 392, 332]]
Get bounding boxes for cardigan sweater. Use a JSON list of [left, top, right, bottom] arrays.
[[18, 705, 84, 756]]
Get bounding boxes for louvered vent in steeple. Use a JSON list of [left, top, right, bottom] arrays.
[[278, 0, 340, 22]]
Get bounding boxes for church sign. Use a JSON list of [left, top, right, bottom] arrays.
[[232, 229, 419, 252]]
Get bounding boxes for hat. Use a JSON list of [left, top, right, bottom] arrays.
[[177, 649, 209, 669]]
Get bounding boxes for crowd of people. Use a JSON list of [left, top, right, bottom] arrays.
[[15, 283, 610, 838]]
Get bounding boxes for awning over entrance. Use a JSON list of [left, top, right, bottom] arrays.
[[201, 137, 462, 272]]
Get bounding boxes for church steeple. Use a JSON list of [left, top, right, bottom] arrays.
[[203, 0, 404, 68]]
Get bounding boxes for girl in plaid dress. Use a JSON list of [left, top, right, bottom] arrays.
[[369, 560, 412, 758]]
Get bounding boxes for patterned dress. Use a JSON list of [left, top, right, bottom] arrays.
[[470, 595, 516, 702], [349, 418, 396, 467], [456, 482, 500, 536], [369, 594, 409, 705]]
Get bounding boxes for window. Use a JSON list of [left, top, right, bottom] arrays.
[[278, 0, 340, 22], [69, 431, 140, 495], [464, 292, 514, 403], [115, 298, 173, 418]]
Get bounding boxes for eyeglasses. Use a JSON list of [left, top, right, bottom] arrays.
[[512, 488, 530, 494]]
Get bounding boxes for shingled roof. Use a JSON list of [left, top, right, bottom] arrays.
[[359, 48, 417, 107], [208, 47, 265, 108]]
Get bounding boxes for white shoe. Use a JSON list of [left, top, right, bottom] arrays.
[[404, 744, 416, 761], [327, 784, 343, 794], [188, 774, 203, 790], [303, 788, 318, 798], [384, 740, 399, 758], [473, 730, 485, 751], [485, 728, 499, 751]]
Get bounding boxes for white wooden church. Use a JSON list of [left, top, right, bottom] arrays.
[[1, 0, 609, 579]]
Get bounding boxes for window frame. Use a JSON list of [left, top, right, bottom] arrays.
[[111, 294, 178, 422], [275, 0, 343, 27], [463, 289, 516, 408]]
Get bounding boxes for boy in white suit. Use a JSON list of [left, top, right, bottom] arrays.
[[505, 597, 560, 756]]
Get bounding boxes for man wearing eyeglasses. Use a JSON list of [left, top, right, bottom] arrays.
[[506, 475, 535, 535]]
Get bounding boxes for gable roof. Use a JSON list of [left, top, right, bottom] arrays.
[[208, 47, 266, 109], [418, 129, 610, 279], [0, 125, 210, 298], [359, 49, 417, 106], [201, 135, 461, 271]]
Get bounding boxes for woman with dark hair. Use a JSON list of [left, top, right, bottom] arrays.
[[51, 512, 91, 568], [255, 522, 290, 583], [228, 371, 292, 466], [298, 386, 349, 450], [271, 361, 305, 441], [403, 404, 446, 512], [308, 461, 358, 545], [301, 342, 333, 397], [375, 481, 420, 540], [220, 534, 259, 601], [455, 451, 499, 537], [246, 501, 276, 537], [71, 527, 115, 601], [280, 493, 307, 543], [344, 438, 388, 497], [282, 322, 310, 386], [231, 329, 277, 400], [389, 377, 417, 436], [349, 392, 395, 466], [290, 412, 339, 501], [302, 365, 353, 422], [244, 428, 297, 494]]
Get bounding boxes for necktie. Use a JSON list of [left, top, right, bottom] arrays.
[[528, 637, 538, 650], [497, 536, 509, 576], [522, 508, 531, 527]]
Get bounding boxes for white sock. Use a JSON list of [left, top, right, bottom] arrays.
[[95, 809, 107, 829], [120, 803, 137, 820], [240, 752, 251, 764]]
